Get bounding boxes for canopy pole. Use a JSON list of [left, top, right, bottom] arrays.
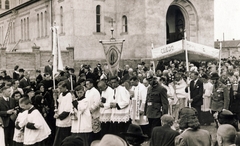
[[218, 42, 222, 75], [183, 30, 191, 108]]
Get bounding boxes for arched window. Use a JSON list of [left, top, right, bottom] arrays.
[[12, 22, 15, 42], [27, 17, 29, 40], [24, 18, 26, 40], [96, 5, 101, 32], [37, 14, 40, 38], [122, 15, 128, 33], [45, 11, 48, 36], [21, 19, 23, 40], [5, 0, 9, 9], [60, 6, 63, 33], [41, 12, 43, 37]]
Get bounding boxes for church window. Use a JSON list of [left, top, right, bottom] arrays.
[[60, 6, 63, 33], [122, 15, 128, 33], [27, 17, 29, 40], [5, 0, 9, 9], [13, 22, 15, 42], [96, 5, 101, 32], [24, 18, 26, 40], [37, 14, 40, 38], [45, 11, 48, 36], [41, 12, 43, 37], [21, 19, 23, 40]]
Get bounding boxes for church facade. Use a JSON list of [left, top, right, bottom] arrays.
[[0, 0, 214, 69]]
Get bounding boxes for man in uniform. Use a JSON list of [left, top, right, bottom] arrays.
[[144, 72, 168, 136], [210, 72, 230, 126]]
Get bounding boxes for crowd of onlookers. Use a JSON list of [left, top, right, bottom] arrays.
[[0, 57, 240, 146]]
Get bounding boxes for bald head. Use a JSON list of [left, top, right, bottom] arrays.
[[217, 124, 236, 145], [97, 81, 107, 92], [161, 114, 174, 126]]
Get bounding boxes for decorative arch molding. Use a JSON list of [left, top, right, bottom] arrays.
[[169, 0, 198, 42]]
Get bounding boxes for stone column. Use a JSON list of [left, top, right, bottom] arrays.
[[66, 47, 74, 67], [32, 46, 41, 70], [0, 47, 6, 69]]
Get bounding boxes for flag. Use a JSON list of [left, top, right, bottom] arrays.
[[100, 39, 124, 77], [52, 26, 64, 77]]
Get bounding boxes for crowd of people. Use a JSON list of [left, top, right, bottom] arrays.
[[0, 57, 240, 146]]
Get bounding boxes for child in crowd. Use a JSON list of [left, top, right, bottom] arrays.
[[17, 97, 51, 146], [71, 85, 92, 146]]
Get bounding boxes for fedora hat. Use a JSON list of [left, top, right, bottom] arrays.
[[210, 72, 219, 80], [91, 134, 127, 146], [121, 124, 148, 138]]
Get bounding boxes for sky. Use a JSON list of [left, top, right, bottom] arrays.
[[214, 0, 240, 41]]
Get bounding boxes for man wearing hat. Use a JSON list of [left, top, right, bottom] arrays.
[[210, 72, 230, 127], [19, 71, 31, 93], [144, 71, 168, 137], [216, 109, 240, 145], [121, 124, 148, 146]]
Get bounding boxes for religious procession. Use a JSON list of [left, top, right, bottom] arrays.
[[0, 51, 240, 146], [0, 0, 239, 146]]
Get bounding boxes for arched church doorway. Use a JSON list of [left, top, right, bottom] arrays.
[[166, 5, 185, 44]]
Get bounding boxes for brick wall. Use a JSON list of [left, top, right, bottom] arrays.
[[0, 46, 74, 78], [0, 46, 150, 78]]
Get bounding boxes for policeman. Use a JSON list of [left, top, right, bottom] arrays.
[[210, 72, 230, 126], [144, 71, 168, 137]]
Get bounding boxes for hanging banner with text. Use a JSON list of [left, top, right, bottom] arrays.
[[151, 40, 219, 61]]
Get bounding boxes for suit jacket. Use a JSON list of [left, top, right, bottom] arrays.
[[190, 79, 204, 106], [150, 124, 179, 146], [19, 78, 30, 92], [0, 97, 16, 127]]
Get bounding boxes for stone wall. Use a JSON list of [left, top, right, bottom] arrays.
[[0, 46, 74, 77]]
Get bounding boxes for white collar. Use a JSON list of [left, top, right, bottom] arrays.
[[3, 96, 9, 101]]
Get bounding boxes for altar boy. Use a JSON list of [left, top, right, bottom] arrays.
[[18, 97, 51, 146]]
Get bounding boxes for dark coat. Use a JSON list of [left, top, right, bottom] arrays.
[[189, 79, 204, 106], [12, 72, 19, 80], [44, 65, 53, 76], [145, 84, 168, 118], [0, 97, 16, 127], [150, 124, 179, 146], [19, 78, 31, 93], [230, 81, 240, 113]]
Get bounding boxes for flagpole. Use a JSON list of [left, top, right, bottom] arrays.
[[218, 42, 222, 75], [183, 30, 191, 108]]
